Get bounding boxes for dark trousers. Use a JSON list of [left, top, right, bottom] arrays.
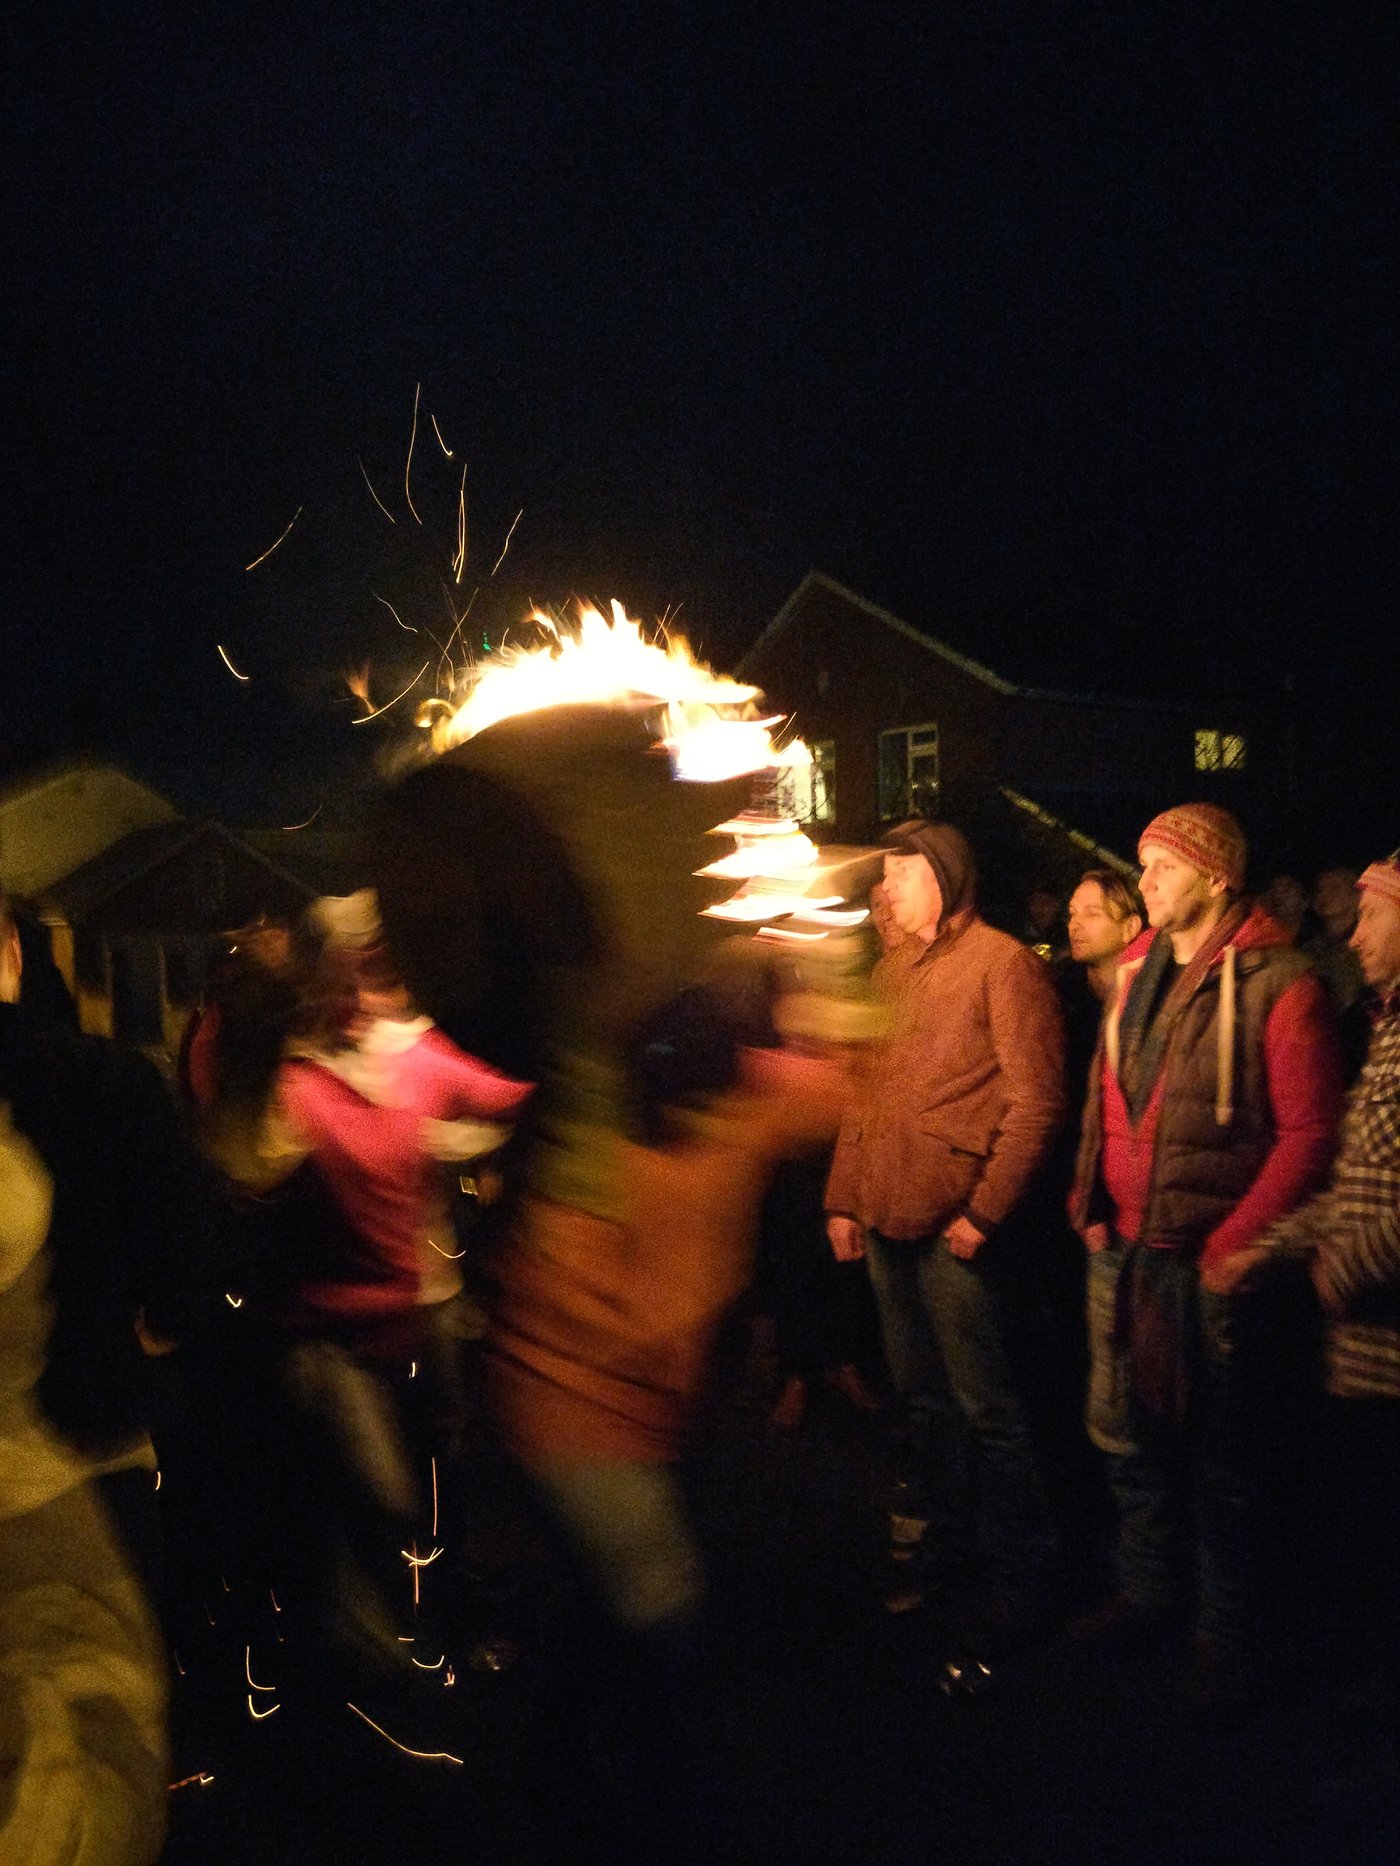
[[865, 1229, 1057, 1587], [1087, 1240, 1283, 1653]]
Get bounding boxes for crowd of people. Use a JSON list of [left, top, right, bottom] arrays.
[[825, 806, 1398, 1747], [1, 788, 1396, 1864]]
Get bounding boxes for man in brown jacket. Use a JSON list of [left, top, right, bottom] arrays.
[[826, 821, 1066, 1635]]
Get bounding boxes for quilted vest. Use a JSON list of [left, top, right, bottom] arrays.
[[1072, 942, 1311, 1249]]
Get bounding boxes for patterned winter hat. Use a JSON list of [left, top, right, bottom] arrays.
[[1358, 850, 1400, 909], [1137, 804, 1247, 892]]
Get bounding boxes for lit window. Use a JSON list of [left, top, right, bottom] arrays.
[[879, 723, 940, 820], [1194, 729, 1247, 772], [776, 740, 836, 826]]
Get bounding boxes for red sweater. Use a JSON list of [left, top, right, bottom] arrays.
[[279, 1027, 531, 1323]]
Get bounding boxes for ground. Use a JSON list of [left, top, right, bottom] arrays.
[[158, 1346, 1397, 1866]]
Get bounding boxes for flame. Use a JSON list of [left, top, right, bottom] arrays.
[[425, 600, 799, 786], [698, 833, 819, 880]]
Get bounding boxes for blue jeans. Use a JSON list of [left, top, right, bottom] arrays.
[[866, 1230, 1057, 1587]]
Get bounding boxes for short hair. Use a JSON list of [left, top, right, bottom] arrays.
[[1075, 868, 1144, 925]]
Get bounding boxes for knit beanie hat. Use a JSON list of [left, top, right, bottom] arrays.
[[879, 820, 977, 916], [1358, 850, 1400, 909], [1138, 804, 1246, 892]]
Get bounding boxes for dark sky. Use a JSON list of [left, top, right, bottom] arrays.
[[5, 3, 1394, 821]]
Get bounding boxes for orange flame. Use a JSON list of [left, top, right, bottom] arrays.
[[423, 599, 806, 785]]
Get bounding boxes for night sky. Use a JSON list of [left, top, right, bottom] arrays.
[[6, 4, 1394, 823]]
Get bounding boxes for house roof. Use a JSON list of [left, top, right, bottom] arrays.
[[998, 787, 1135, 875], [39, 818, 313, 923], [739, 571, 1020, 695], [0, 752, 177, 816], [739, 572, 1218, 716]]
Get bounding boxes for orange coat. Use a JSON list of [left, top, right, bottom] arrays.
[[825, 913, 1066, 1240], [489, 1046, 848, 1463]]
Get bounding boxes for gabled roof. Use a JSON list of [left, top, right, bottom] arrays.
[[739, 572, 1206, 714], [39, 818, 313, 923], [739, 572, 1020, 694], [0, 752, 177, 817], [998, 787, 1135, 875]]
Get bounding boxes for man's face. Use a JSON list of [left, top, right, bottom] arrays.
[[1351, 888, 1400, 991], [1313, 869, 1358, 935], [1067, 881, 1137, 966], [1137, 841, 1226, 937], [882, 852, 943, 940]]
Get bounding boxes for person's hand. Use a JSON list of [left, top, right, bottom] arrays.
[[942, 1215, 986, 1260], [1199, 1245, 1271, 1296], [1082, 1222, 1112, 1256], [827, 1215, 866, 1262]]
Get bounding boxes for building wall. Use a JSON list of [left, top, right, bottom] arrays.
[[743, 581, 1003, 842]]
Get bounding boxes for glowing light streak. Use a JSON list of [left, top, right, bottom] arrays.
[[710, 815, 805, 838], [444, 1668, 456, 1687], [173, 1651, 185, 1678], [245, 1646, 275, 1693], [374, 592, 417, 633], [216, 644, 250, 682], [244, 505, 303, 571], [426, 1236, 466, 1259], [204, 1603, 216, 1627], [756, 926, 830, 944], [221, 1575, 232, 1594], [410, 1653, 445, 1671], [350, 662, 430, 725], [438, 588, 476, 684], [698, 834, 819, 880], [281, 804, 323, 831], [409, 1361, 417, 1378], [358, 457, 396, 524], [451, 464, 468, 584], [702, 892, 843, 924], [429, 412, 454, 458], [269, 1590, 282, 1613], [794, 906, 871, 928], [404, 383, 423, 524], [154, 1470, 162, 1491], [490, 507, 523, 576], [402, 1541, 443, 1609], [666, 714, 786, 783], [167, 1772, 215, 1792], [224, 1293, 244, 1308], [246, 1694, 281, 1721], [430, 1456, 439, 1540], [346, 1702, 463, 1765]]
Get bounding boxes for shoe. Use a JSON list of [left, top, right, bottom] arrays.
[[1066, 1594, 1174, 1658], [769, 1376, 808, 1430], [824, 1363, 881, 1413]]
